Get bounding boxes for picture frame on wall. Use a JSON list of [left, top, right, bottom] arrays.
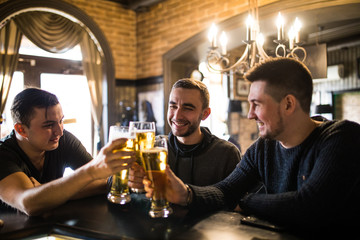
[[236, 77, 250, 100]]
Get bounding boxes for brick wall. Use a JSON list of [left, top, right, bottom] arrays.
[[63, 0, 137, 80], [135, 0, 257, 79]]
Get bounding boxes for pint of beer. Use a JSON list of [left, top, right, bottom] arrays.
[[129, 121, 156, 193], [107, 126, 135, 204], [141, 135, 173, 218]]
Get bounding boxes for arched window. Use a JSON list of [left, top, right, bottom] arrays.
[[0, 0, 115, 155]]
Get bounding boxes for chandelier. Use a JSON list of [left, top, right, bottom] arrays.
[[206, 0, 307, 74]]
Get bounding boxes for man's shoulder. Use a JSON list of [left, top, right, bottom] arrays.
[[0, 131, 19, 152], [57, 130, 81, 148], [319, 119, 360, 135], [0, 132, 27, 181], [211, 135, 239, 149], [200, 127, 241, 151], [205, 136, 242, 162]]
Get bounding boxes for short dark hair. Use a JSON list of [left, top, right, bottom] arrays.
[[172, 78, 210, 109], [245, 57, 313, 113], [11, 88, 59, 127]]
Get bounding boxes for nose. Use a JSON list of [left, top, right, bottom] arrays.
[[53, 122, 64, 136], [172, 108, 182, 120], [247, 105, 255, 120]]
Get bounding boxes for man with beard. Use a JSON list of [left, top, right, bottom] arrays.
[[129, 78, 241, 188], [143, 58, 360, 232]]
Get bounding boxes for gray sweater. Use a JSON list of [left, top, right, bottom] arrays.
[[167, 127, 241, 186]]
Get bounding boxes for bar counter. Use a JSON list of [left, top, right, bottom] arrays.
[[0, 193, 332, 239]]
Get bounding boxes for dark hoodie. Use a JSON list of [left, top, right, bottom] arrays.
[[167, 127, 241, 186]]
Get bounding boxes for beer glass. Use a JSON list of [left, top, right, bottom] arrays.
[[129, 121, 156, 193], [107, 125, 135, 204], [141, 135, 173, 218]]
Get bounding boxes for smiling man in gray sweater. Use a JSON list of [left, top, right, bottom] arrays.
[[129, 78, 241, 189], [166, 78, 240, 185]]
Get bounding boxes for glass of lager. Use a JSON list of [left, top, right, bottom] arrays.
[[107, 125, 135, 204], [141, 135, 173, 218], [129, 121, 156, 193]]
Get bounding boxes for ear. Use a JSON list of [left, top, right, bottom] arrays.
[[201, 107, 211, 120], [14, 123, 28, 138], [283, 94, 296, 114]]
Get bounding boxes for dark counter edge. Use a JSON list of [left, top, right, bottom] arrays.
[[0, 223, 128, 240]]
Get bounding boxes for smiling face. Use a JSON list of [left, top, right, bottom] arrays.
[[247, 81, 285, 140], [167, 87, 210, 143], [21, 104, 64, 152]]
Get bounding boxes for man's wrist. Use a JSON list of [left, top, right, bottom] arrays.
[[185, 184, 193, 207]]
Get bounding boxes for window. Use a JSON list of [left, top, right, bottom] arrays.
[[1, 72, 24, 138], [1, 35, 92, 154], [41, 73, 92, 153]]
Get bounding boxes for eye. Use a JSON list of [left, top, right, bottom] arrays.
[[252, 101, 260, 107]]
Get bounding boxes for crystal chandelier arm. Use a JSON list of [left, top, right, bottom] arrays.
[[206, 49, 228, 72], [256, 40, 269, 62], [249, 43, 255, 68], [288, 46, 307, 62], [206, 45, 249, 73], [275, 44, 286, 57]]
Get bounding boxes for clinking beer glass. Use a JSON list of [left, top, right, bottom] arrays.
[[107, 125, 135, 204], [141, 135, 173, 218], [129, 121, 156, 193]]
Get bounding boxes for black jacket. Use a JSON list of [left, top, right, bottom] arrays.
[[167, 127, 241, 186]]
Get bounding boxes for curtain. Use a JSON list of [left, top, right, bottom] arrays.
[[13, 12, 105, 155], [80, 32, 104, 156], [14, 12, 83, 53], [0, 20, 22, 136]]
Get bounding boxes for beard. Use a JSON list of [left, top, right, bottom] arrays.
[[170, 115, 203, 137], [260, 110, 285, 141]]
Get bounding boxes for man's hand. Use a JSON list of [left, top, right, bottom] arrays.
[[128, 162, 145, 190], [30, 177, 41, 187], [144, 165, 188, 206], [86, 138, 135, 180], [0, 138, 135, 216]]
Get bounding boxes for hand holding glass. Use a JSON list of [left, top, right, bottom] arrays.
[[107, 126, 135, 204], [141, 135, 173, 218]]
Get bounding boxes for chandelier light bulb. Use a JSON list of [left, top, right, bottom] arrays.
[[220, 31, 228, 55], [257, 33, 265, 47], [246, 15, 254, 41], [208, 23, 218, 48], [276, 12, 284, 40], [288, 26, 295, 49], [294, 17, 302, 43]]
